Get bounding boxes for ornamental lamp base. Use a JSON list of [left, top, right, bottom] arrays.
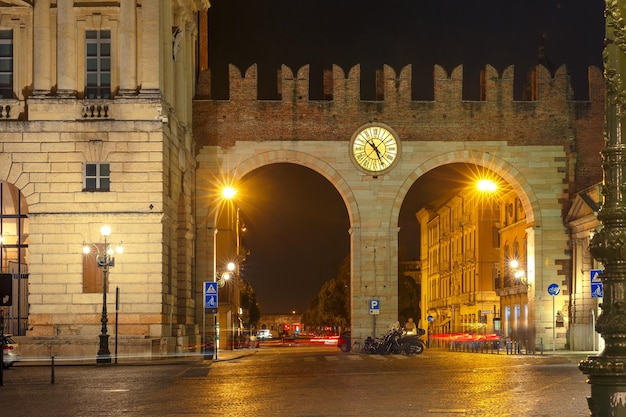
[[97, 334, 112, 364], [580, 354, 626, 417]]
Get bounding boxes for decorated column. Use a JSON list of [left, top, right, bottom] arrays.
[[579, 1, 626, 415]]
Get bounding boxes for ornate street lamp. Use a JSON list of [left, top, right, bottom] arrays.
[[83, 225, 123, 364], [579, 1, 626, 415]]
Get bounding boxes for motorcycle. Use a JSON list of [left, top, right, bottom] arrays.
[[363, 328, 426, 355], [379, 329, 405, 354], [362, 335, 384, 354], [377, 329, 426, 355], [399, 328, 426, 355]]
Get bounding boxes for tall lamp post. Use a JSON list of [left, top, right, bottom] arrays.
[[83, 225, 123, 364], [579, 1, 626, 415], [219, 262, 237, 349]]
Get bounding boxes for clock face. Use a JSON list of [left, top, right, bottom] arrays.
[[351, 125, 399, 173]]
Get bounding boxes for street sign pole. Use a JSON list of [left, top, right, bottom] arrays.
[[547, 283, 560, 352], [552, 297, 556, 352], [203, 281, 219, 360]]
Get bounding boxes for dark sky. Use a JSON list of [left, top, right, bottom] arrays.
[[206, 0, 605, 314]]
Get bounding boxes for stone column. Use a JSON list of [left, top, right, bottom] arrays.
[[139, 0, 161, 97], [525, 226, 537, 350], [350, 222, 398, 343], [33, 0, 51, 95], [173, 18, 186, 124], [56, 0, 76, 97], [118, 0, 138, 96], [579, 1, 626, 415], [198, 10, 208, 72]]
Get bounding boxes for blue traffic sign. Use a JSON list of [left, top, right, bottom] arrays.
[[369, 299, 380, 315], [591, 269, 603, 298], [205, 282, 217, 294], [205, 295, 218, 308], [547, 283, 561, 296], [204, 281, 218, 312]]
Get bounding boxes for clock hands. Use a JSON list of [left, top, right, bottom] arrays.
[[367, 139, 385, 164]]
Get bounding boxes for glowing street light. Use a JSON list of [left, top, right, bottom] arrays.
[[477, 179, 497, 193], [222, 186, 237, 199]]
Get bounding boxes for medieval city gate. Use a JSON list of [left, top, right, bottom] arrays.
[[193, 62, 603, 348]]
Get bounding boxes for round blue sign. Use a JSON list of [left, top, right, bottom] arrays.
[[547, 283, 560, 296], [427, 315, 434, 323]]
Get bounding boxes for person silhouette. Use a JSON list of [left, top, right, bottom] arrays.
[[405, 318, 417, 335]]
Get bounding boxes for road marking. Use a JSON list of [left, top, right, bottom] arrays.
[[368, 355, 387, 360], [427, 409, 467, 414], [346, 355, 363, 360], [325, 356, 339, 361], [304, 357, 316, 362]]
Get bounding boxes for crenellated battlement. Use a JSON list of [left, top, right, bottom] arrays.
[[196, 63, 604, 104], [193, 63, 604, 158]]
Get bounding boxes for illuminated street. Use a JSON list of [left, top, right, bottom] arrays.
[[0, 346, 590, 416]]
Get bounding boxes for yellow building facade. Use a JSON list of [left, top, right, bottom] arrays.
[[417, 187, 501, 338], [0, 1, 210, 358]]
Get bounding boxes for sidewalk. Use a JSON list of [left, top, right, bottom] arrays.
[[210, 347, 258, 362], [10, 347, 260, 367]]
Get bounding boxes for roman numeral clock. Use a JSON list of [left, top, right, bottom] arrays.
[[350, 124, 401, 175]]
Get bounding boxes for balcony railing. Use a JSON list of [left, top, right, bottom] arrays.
[[82, 102, 110, 118]]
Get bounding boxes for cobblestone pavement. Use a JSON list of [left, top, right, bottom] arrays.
[[0, 347, 592, 416]]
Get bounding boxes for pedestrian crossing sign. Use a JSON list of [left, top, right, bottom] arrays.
[[204, 281, 218, 312], [591, 269, 603, 299]]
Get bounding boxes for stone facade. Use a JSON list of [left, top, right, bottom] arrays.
[[0, 1, 605, 357], [0, 1, 209, 358]]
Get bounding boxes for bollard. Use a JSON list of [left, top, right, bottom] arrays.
[[51, 356, 55, 384]]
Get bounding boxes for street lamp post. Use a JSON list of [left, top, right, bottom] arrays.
[[579, 1, 626, 415], [83, 225, 123, 364]]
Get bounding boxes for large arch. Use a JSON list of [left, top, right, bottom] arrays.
[[391, 150, 539, 228], [224, 149, 360, 227], [391, 150, 549, 347]]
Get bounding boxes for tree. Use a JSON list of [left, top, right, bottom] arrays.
[[398, 274, 421, 326], [302, 256, 350, 331], [240, 280, 261, 326], [398, 245, 421, 326]]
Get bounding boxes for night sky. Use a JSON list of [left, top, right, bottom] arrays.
[[206, 0, 605, 314]]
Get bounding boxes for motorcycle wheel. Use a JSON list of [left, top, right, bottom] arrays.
[[412, 343, 425, 355]]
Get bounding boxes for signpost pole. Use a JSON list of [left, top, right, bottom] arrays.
[[547, 283, 560, 352], [552, 295, 556, 352]]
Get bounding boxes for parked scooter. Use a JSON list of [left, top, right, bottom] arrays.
[[362, 335, 383, 354], [363, 327, 426, 355], [398, 328, 426, 355], [379, 328, 405, 354]]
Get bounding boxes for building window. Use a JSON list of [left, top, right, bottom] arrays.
[[0, 30, 13, 99], [83, 243, 105, 293], [84, 163, 110, 191], [85, 30, 111, 99]]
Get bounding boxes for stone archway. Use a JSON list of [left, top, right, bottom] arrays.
[[195, 149, 360, 342], [392, 151, 544, 347], [0, 181, 30, 336], [197, 135, 570, 349]]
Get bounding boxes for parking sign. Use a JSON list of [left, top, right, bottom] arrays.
[[369, 299, 380, 315]]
